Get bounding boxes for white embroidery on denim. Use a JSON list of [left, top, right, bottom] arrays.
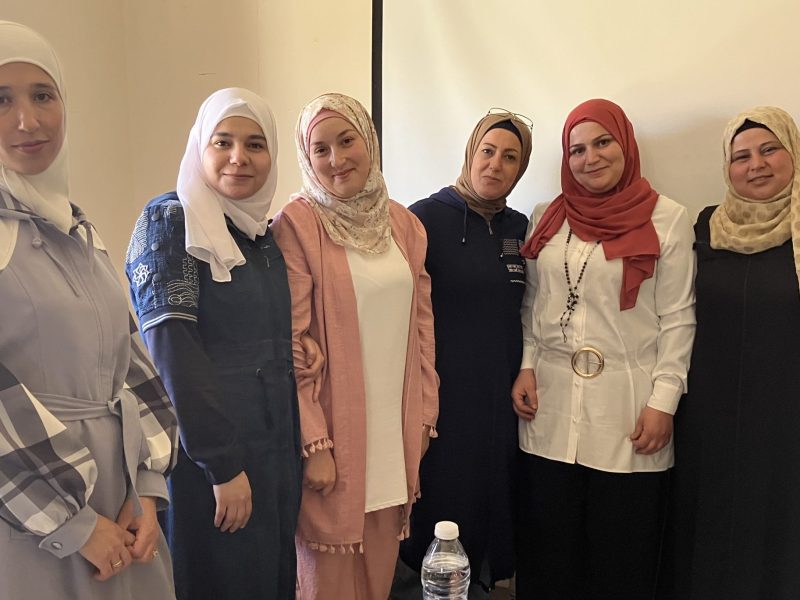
[[182, 256, 199, 291], [166, 280, 197, 307], [126, 213, 149, 264], [165, 204, 181, 220], [165, 256, 199, 308], [131, 263, 150, 287]]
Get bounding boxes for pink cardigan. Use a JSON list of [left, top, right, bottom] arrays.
[[271, 197, 439, 552]]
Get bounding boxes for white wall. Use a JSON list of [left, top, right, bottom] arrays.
[[4, 1, 133, 269], [4, 0, 372, 271], [382, 0, 800, 219], [10, 1, 787, 268]]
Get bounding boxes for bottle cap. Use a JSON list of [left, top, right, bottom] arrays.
[[434, 521, 459, 540]]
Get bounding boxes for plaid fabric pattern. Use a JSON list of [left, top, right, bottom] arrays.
[[0, 318, 177, 537], [0, 362, 96, 535], [125, 315, 178, 475]]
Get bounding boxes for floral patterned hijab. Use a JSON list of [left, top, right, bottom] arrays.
[[294, 93, 391, 254]]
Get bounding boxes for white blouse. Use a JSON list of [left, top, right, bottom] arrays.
[[346, 239, 412, 512], [518, 195, 696, 473]]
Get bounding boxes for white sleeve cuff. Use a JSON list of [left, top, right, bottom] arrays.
[[520, 343, 537, 370], [647, 378, 683, 415]]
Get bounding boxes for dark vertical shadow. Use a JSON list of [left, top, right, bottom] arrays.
[[371, 0, 383, 159]]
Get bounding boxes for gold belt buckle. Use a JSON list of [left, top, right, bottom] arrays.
[[571, 346, 604, 378]]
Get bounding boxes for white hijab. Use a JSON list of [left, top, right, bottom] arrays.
[[177, 88, 278, 282], [0, 21, 72, 233]]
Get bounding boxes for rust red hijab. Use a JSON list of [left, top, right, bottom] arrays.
[[521, 98, 660, 310]]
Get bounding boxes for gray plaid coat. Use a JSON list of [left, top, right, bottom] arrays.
[[0, 192, 178, 599]]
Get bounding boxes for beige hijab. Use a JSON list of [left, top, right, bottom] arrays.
[[453, 112, 533, 220], [294, 93, 391, 254], [710, 108, 800, 285]]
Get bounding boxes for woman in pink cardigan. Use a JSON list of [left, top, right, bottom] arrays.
[[271, 93, 439, 600]]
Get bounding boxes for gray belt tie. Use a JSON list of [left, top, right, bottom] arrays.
[[39, 391, 147, 515]]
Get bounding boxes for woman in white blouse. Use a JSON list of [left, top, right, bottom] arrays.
[[511, 99, 695, 600]]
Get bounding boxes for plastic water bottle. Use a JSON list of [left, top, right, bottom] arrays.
[[420, 520, 471, 599]]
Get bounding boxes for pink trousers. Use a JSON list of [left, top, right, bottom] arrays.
[[296, 506, 403, 600]]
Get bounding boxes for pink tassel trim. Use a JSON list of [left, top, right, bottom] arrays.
[[425, 424, 438, 438], [301, 437, 334, 458], [307, 541, 364, 554]]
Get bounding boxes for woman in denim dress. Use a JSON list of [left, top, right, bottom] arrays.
[[127, 88, 312, 600]]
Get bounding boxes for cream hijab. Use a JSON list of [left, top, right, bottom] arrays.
[[0, 21, 71, 234], [294, 93, 391, 254], [177, 88, 278, 282], [710, 106, 800, 286]]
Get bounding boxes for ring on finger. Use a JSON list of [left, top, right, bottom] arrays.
[[111, 559, 124, 569]]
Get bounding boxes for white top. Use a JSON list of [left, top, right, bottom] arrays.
[[346, 238, 412, 511], [518, 195, 696, 473]]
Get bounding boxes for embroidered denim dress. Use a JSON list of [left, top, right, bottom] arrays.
[[127, 192, 301, 600]]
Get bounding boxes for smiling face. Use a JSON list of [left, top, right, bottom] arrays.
[[308, 116, 370, 199], [469, 127, 522, 200], [201, 116, 271, 200], [567, 120, 626, 194], [0, 62, 65, 175], [728, 127, 794, 201]]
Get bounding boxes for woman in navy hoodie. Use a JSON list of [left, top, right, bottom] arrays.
[[395, 109, 532, 598]]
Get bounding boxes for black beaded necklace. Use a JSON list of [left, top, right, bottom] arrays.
[[559, 229, 601, 343]]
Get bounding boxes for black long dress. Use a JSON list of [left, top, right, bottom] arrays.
[[399, 187, 527, 586], [127, 193, 302, 600], [658, 206, 800, 599]]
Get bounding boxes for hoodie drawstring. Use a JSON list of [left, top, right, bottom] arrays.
[[460, 200, 506, 262], [461, 201, 468, 245], [75, 218, 96, 274]]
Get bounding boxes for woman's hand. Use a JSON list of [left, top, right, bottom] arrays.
[[511, 368, 538, 421], [79, 514, 136, 581], [298, 334, 324, 378], [212, 471, 252, 533], [303, 448, 336, 496], [298, 334, 324, 401], [630, 406, 673, 454], [421, 425, 432, 459], [116, 496, 161, 563]]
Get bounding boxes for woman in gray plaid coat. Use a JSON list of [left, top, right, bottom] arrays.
[[0, 21, 178, 599]]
